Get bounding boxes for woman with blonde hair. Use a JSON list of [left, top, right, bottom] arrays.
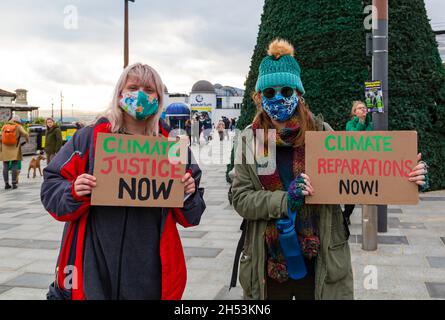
[[346, 101, 373, 132], [231, 39, 427, 300], [41, 63, 206, 300]]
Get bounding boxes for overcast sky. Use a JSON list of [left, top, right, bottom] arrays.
[[0, 0, 443, 112]]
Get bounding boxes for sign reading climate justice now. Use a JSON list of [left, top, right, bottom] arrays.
[[305, 131, 418, 205], [91, 133, 187, 208]]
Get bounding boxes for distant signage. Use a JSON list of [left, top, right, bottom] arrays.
[[190, 94, 213, 108], [365, 81, 384, 113]]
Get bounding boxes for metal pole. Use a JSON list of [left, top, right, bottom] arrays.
[[362, 205, 378, 250], [124, 0, 134, 69], [372, 0, 388, 233], [60, 91, 63, 123], [124, 0, 129, 68], [51, 100, 54, 119]]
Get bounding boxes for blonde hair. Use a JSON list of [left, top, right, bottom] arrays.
[[103, 63, 165, 134], [350, 101, 365, 119]]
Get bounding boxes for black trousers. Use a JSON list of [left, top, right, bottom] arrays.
[[266, 259, 316, 300]]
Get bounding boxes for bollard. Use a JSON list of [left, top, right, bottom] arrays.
[[362, 205, 378, 251]]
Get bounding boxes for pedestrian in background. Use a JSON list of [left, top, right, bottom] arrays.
[[202, 113, 212, 143], [223, 116, 230, 140], [185, 119, 192, 145], [343, 101, 373, 225], [217, 119, 225, 141], [191, 116, 200, 145], [44, 117, 63, 165], [0, 115, 29, 189], [230, 117, 236, 131], [346, 101, 373, 131]]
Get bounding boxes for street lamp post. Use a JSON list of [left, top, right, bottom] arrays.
[[372, 0, 389, 234], [124, 0, 135, 69], [60, 91, 64, 124], [362, 0, 389, 251]]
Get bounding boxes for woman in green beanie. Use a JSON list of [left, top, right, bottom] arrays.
[[231, 39, 428, 300], [44, 118, 62, 165]]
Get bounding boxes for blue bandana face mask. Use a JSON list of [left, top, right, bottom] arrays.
[[261, 92, 299, 122], [119, 90, 159, 121]]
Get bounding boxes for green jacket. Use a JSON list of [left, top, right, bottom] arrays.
[[45, 126, 63, 155], [231, 115, 354, 300], [346, 113, 373, 131]]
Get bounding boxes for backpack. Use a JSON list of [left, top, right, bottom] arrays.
[[1, 124, 18, 146]]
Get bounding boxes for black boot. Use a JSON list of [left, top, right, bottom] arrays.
[[12, 184, 18, 189], [5, 183, 11, 190]]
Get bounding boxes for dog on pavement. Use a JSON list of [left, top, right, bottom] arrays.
[[28, 153, 46, 178]]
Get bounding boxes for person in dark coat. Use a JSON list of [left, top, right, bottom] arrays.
[[44, 117, 63, 165]]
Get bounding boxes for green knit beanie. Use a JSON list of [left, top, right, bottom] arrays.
[[255, 39, 305, 95]]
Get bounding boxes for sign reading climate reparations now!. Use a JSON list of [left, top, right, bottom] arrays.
[[305, 131, 418, 205], [91, 133, 187, 208]]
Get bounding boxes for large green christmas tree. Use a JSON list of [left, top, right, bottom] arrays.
[[235, 0, 445, 190]]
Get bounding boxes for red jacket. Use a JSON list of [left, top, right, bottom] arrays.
[[40, 117, 206, 300]]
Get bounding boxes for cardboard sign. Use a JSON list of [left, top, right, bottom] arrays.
[[91, 133, 187, 208], [305, 131, 418, 205]]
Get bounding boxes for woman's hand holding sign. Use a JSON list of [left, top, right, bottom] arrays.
[[182, 172, 195, 195], [287, 173, 315, 212], [300, 173, 315, 196], [74, 174, 97, 197], [408, 153, 429, 189]]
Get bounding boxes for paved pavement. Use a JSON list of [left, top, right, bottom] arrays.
[[0, 133, 445, 300]]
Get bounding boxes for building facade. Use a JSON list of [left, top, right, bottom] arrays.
[[163, 80, 243, 125], [0, 88, 39, 122]]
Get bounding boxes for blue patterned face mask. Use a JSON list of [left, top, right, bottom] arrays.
[[261, 92, 299, 122], [119, 90, 159, 121]]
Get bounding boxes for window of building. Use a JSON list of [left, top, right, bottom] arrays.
[[216, 98, 222, 109]]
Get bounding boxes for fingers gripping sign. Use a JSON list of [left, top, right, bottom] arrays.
[[288, 173, 315, 211], [408, 153, 430, 190], [181, 172, 196, 195], [74, 174, 97, 197]]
